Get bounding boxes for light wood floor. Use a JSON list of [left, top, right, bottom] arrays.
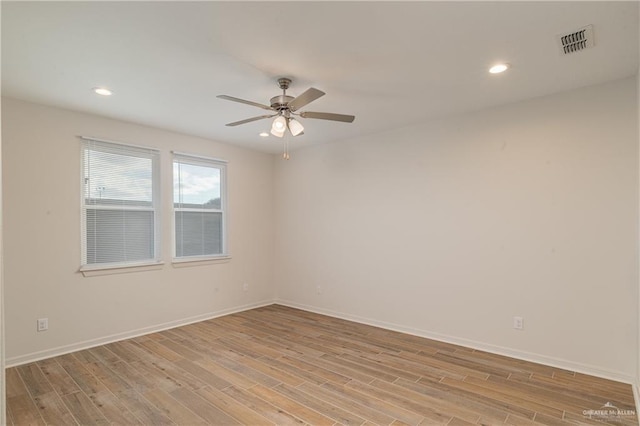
[[6, 305, 638, 425]]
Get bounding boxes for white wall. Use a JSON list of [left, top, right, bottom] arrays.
[[2, 98, 275, 364], [274, 77, 639, 382]]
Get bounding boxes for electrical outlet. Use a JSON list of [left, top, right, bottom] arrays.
[[513, 316, 524, 330], [243, 283, 248, 292], [316, 285, 322, 295], [37, 318, 48, 332]]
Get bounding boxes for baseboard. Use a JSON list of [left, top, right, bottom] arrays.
[[275, 299, 637, 386], [5, 299, 275, 368]]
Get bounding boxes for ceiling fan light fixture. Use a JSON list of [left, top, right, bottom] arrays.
[[288, 118, 304, 136], [272, 115, 287, 131]]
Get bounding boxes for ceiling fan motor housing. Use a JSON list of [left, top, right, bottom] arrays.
[[270, 95, 294, 111]]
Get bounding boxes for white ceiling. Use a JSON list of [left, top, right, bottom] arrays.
[[2, 1, 638, 153]]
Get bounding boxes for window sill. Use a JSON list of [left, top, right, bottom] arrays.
[[80, 261, 165, 277], [172, 255, 231, 268]]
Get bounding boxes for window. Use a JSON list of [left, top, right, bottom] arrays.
[[173, 153, 227, 259], [81, 138, 160, 268]]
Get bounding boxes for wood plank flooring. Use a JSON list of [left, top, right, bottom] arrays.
[[6, 305, 638, 425]]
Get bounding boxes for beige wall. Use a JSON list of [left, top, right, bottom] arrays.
[[2, 98, 275, 364], [274, 77, 639, 382]]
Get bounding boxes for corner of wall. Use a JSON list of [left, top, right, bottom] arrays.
[[0, 18, 7, 418], [636, 68, 640, 396], [0, 151, 5, 425]]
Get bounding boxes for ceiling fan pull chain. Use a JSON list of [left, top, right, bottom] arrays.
[[283, 135, 290, 160]]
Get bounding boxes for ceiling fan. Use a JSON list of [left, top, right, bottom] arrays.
[[217, 78, 355, 138]]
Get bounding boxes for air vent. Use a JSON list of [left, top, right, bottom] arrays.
[[558, 25, 594, 55]]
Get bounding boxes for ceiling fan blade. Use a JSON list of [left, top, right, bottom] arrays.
[[225, 114, 276, 127], [299, 111, 355, 123], [217, 95, 274, 111], [287, 88, 325, 111]]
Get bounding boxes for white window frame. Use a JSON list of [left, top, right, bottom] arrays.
[[172, 152, 228, 263], [80, 137, 162, 272]]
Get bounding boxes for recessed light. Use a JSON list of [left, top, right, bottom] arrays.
[[489, 63, 510, 74], [259, 132, 269, 137], [93, 87, 113, 96]]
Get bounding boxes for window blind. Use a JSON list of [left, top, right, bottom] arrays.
[[81, 138, 160, 266]]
